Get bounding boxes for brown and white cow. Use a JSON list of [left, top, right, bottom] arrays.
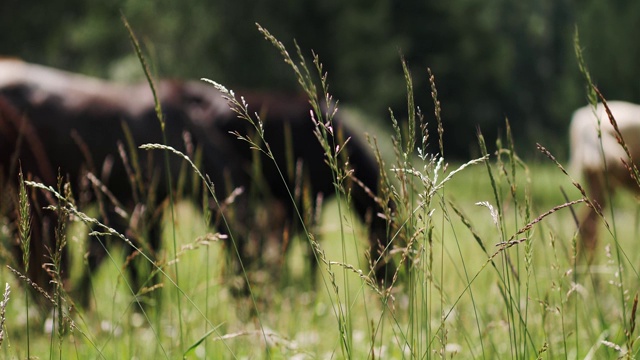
[[0, 59, 394, 306], [569, 101, 640, 252]]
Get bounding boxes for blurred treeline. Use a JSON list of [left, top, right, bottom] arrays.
[[2, 0, 639, 159]]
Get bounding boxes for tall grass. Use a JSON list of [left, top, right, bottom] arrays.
[[571, 28, 640, 358], [2, 24, 640, 359], [123, 15, 186, 349], [17, 169, 31, 358]]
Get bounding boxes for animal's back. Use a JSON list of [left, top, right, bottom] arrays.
[[0, 58, 157, 117], [569, 101, 640, 175]]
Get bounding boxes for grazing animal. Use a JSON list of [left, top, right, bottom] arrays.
[[569, 101, 640, 252], [0, 59, 243, 304], [0, 60, 394, 305], [182, 82, 396, 283]]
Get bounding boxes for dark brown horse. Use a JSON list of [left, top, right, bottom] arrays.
[[0, 59, 394, 306], [0, 60, 245, 304]]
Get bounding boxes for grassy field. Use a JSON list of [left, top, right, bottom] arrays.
[[2, 154, 640, 359], [2, 27, 640, 360]]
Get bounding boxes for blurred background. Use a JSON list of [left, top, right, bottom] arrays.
[[2, 0, 639, 160]]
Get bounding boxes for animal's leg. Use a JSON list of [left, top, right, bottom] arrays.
[[579, 169, 606, 254]]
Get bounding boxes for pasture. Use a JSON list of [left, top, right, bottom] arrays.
[[3, 154, 640, 359], [2, 28, 640, 360]]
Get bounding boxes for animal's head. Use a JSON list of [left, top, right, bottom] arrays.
[[177, 80, 231, 127]]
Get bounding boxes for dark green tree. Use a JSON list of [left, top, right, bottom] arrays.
[[1, 0, 637, 158]]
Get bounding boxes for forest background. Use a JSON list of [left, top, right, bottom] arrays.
[[2, 0, 638, 159]]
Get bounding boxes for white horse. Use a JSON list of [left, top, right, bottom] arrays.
[[569, 101, 640, 251]]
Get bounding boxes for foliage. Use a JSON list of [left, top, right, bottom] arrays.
[[3, 0, 640, 158]]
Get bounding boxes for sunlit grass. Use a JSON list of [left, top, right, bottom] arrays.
[[2, 154, 640, 358]]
